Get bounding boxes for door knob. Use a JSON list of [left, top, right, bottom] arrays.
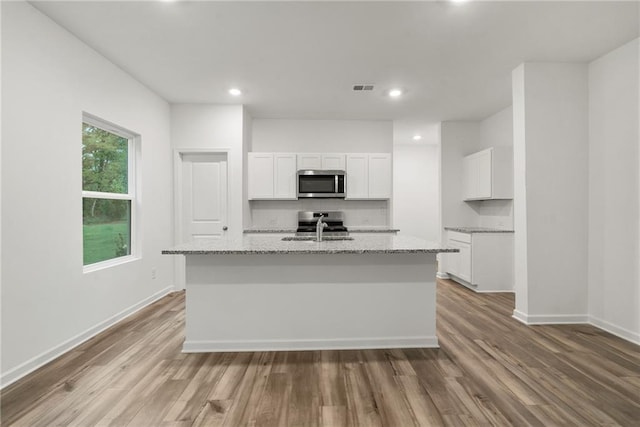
[[223, 226, 228, 231]]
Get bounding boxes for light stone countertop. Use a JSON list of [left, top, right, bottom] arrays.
[[445, 226, 514, 234], [243, 228, 400, 234], [243, 229, 296, 234], [348, 228, 400, 233], [163, 234, 456, 255]]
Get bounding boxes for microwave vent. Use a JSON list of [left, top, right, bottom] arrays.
[[353, 84, 374, 91]]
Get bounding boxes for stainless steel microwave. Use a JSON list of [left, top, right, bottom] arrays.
[[297, 170, 346, 198]]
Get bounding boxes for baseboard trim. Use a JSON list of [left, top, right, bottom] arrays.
[[0, 286, 175, 389], [436, 271, 450, 279], [475, 289, 515, 294], [589, 316, 640, 345], [183, 336, 439, 353], [512, 310, 589, 325]]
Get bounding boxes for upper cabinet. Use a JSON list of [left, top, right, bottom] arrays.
[[296, 153, 346, 170], [463, 147, 513, 201], [248, 153, 297, 200], [249, 152, 391, 201], [321, 153, 346, 170], [296, 153, 321, 170], [346, 153, 392, 200], [274, 154, 297, 199]]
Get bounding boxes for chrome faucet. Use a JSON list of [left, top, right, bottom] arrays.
[[316, 214, 328, 242]]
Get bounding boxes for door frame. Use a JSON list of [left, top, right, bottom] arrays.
[[173, 148, 230, 289]]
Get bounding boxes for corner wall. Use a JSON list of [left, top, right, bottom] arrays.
[[512, 62, 589, 323], [587, 38, 640, 343], [1, 2, 174, 386], [439, 121, 480, 242]]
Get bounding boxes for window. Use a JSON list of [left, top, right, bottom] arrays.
[[82, 114, 138, 269]]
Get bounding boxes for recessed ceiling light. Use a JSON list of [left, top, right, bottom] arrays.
[[388, 89, 403, 98], [229, 88, 242, 96], [413, 135, 422, 141]]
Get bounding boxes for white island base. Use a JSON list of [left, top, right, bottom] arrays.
[[183, 252, 438, 352]]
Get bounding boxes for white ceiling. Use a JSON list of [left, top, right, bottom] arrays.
[[30, 1, 639, 143]]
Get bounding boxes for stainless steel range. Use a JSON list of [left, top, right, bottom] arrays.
[[295, 211, 349, 236]]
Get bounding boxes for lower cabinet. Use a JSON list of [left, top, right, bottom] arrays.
[[441, 230, 514, 292]]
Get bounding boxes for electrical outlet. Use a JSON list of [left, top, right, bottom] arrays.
[[151, 268, 157, 279]]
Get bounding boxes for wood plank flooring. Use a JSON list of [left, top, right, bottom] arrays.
[[2, 279, 639, 426]]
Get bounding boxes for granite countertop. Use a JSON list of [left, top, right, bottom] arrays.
[[163, 234, 456, 255], [348, 228, 400, 233], [445, 226, 514, 233], [243, 228, 399, 234], [243, 229, 296, 234]]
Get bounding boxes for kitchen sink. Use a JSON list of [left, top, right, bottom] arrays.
[[281, 236, 354, 242]]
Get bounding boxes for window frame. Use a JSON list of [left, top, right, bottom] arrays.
[[82, 113, 140, 273]]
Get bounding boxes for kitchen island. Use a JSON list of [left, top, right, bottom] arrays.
[[163, 234, 455, 352]]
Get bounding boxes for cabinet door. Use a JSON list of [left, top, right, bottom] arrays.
[[346, 154, 368, 199], [322, 154, 346, 170], [446, 240, 460, 277], [297, 154, 322, 170], [457, 242, 472, 282], [368, 154, 392, 199], [476, 149, 492, 199], [248, 153, 274, 199], [274, 154, 297, 199]]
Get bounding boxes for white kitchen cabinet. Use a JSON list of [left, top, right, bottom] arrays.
[[442, 230, 514, 292], [297, 153, 322, 170], [296, 153, 345, 170], [248, 153, 297, 200], [346, 154, 369, 199], [463, 147, 512, 201], [321, 153, 346, 170], [273, 154, 297, 199], [346, 153, 391, 200], [248, 153, 274, 199]]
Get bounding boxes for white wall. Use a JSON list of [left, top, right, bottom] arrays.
[[393, 143, 440, 242], [479, 106, 513, 151], [1, 2, 174, 386], [248, 119, 393, 229], [252, 119, 392, 153], [170, 104, 246, 239], [439, 122, 480, 241], [242, 109, 253, 230], [512, 62, 589, 322], [512, 65, 529, 312], [588, 38, 640, 343]]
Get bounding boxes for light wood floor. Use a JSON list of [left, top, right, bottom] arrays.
[[2, 279, 639, 426]]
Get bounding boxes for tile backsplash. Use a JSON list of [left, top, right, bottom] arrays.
[[249, 200, 389, 230]]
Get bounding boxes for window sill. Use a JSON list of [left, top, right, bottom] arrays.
[[83, 255, 140, 274]]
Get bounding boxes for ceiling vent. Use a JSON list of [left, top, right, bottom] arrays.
[[353, 84, 374, 91]]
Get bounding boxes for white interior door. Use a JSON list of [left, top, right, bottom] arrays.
[[182, 153, 228, 241], [175, 151, 228, 289]]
